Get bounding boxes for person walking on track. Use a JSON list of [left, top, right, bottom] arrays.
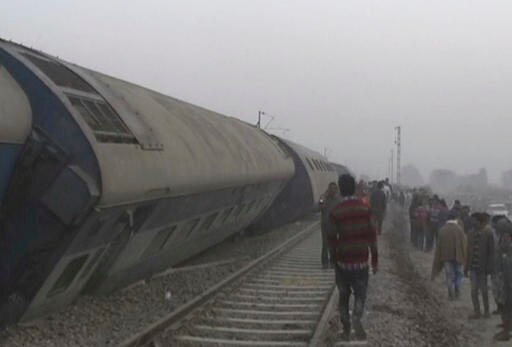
[[329, 174, 378, 341]]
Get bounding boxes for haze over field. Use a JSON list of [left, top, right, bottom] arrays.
[[2, 0, 512, 182]]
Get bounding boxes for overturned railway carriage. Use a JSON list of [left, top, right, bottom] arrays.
[[250, 139, 338, 231], [0, 40, 295, 324], [330, 162, 352, 178]]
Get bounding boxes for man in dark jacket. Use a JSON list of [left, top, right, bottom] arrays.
[[494, 219, 512, 341], [369, 181, 387, 235], [319, 182, 341, 268], [465, 213, 495, 318], [329, 174, 378, 341]]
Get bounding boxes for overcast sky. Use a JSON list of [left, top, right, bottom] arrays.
[[2, 0, 512, 182]]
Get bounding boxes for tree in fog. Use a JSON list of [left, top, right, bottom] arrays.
[[401, 164, 424, 187], [429, 169, 457, 193], [458, 168, 488, 190], [430, 168, 488, 194], [359, 174, 371, 183], [502, 169, 512, 189]]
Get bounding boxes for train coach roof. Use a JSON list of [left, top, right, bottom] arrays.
[[278, 138, 324, 159], [0, 39, 295, 205], [71, 66, 295, 205]]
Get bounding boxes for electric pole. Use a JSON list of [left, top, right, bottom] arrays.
[[257, 110, 265, 128], [395, 126, 401, 185], [390, 149, 394, 183]]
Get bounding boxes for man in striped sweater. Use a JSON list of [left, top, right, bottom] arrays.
[[329, 174, 379, 341]]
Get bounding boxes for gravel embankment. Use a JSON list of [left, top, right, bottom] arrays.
[[0, 216, 318, 347], [322, 206, 478, 346]]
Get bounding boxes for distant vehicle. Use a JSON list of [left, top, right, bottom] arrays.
[[487, 203, 510, 217]]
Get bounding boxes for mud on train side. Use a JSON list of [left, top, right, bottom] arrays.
[[0, 39, 347, 325]]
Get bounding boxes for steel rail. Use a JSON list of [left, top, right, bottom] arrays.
[[118, 221, 320, 347]]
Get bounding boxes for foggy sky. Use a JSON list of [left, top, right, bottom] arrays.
[[2, 0, 512, 183]]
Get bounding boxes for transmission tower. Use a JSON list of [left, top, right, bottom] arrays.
[[395, 126, 401, 185], [390, 149, 394, 183]]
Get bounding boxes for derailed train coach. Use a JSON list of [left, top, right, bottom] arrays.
[[0, 39, 350, 325], [249, 138, 339, 231], [0, 40, 296, 325]]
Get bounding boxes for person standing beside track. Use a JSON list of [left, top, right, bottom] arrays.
[[427, 198, 441, 252], [432, 212, 467, 300], [409, 194, 420, 247], [414, 199, 429, 251], [493, 219, 512, 341], [491, 216, 507, 315], [465, 213, 495, 319], [369, 181, 387, 235], [329, 174, 378, 341], [319, 182, 341, 269]]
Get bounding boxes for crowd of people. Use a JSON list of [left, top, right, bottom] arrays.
[[319, 179, 512, 342], [409, 190, 512, 341]]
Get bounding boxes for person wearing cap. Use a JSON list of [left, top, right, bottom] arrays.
[[494, 219, 512, 341], [432, 211, 467, 299], [465, 212, 495, 319]]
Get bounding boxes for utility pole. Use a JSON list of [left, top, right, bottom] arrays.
[[257, 110, 265, 128], [387, 156, 391, 180], [390, 149, 394, 183], [395, 126, 401, 185]]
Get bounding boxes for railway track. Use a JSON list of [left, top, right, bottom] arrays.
[[119, 221, 337, 347]]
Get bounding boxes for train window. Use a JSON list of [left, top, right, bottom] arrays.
[[201, 212, 218, 232], [79, 248, 105, 280], [306, 158, 315, 171], [256, 199, 266, 210], [221, 207, 234, 223], [233, 204, 245, 219], [69, 97, 102, 131], [82, 100, 118, 133], [22, 53, 95, 93], [183, 218, 200, 239], [96, 102, 133, 135], [313, 159, 321, 171], [142, 225, 177, 258], [131, 204, 156, 233], [47, 254, 89, 297], [246, 200, 256, 214], [68, 95, 137, 144]]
